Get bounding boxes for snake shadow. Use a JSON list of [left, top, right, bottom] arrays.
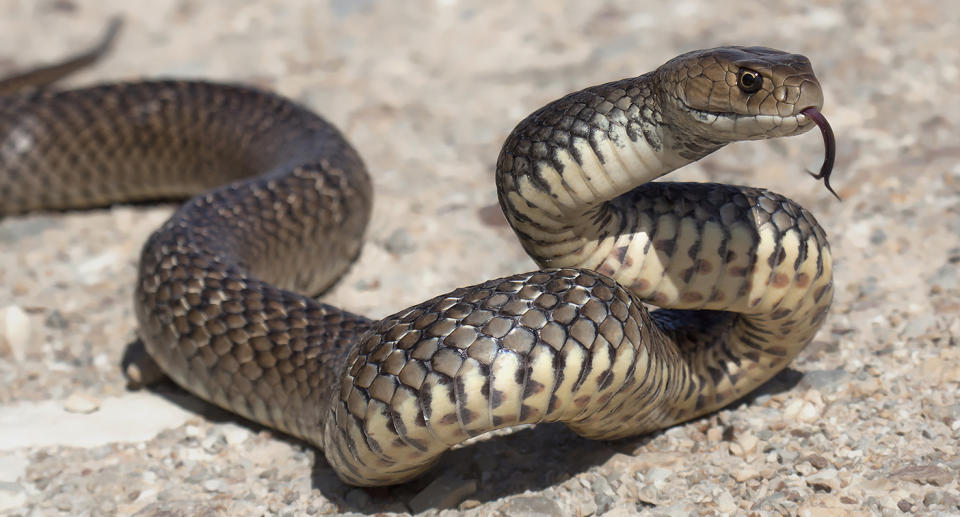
[[124, 339, 804, 513], [317, 365, 803, 513]]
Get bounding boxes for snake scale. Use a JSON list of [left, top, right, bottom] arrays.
[[0, 25, 836, 486]]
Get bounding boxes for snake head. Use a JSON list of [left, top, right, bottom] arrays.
[[657, 46, 838, 198], [658, 46, 823, 142]]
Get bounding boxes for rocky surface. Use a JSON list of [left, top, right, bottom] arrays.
[[1, 0, 958, 515]]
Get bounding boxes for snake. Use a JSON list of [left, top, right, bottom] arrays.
[[0, 22, 836, 487]]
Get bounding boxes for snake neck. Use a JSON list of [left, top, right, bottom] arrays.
[[496, 74, 833, 426], [496, 74, 724, 265]]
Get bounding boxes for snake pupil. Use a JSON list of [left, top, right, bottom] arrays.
[[737, 68, 762, 93]]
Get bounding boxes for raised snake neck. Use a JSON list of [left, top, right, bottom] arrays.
[[0, 39, 834, 486]]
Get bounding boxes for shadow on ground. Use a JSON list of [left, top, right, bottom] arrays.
[[123, 340, 806, 513]]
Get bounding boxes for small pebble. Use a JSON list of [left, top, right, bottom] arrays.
[[63, 392, 101, 414], [644, 467, 672, 485], [0, 306, 31, 362], [796, 461, 817, 476], [382, 228, 416, 255], [716, 491, 736, 513], [737, 432, 759, 456], [734, 467, 760, 482], [499, 495, 563, 517], [783, 399, 805, 419], [44, 310, 68, 330], [802, 454, 831, 469], [592, 475, 616, 513], [800, 369, 849, 392], [805, 468, 840, 493], [923, 491, 943, 506], [576, 496, 598, 516], [602, 504, 645, 516], [888, 464, 954, 487], [784, 398, 823, 423], [408, 475, 477, 513], [941, 492, 960, 509], [202, 479, 225, 493], [201, 433, 226, 454], [706, 426, 723, 441], [869, 228, 887, 245], [223, 425, 250, 446]]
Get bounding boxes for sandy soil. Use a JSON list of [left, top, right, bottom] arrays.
[[0, 0, 958, 515]]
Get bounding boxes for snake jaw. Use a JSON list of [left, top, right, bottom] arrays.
[[679, 105, 816, 140], [800, 107, 839, 200]]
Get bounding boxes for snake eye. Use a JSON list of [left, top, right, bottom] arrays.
[[737, 68, 763, 93]]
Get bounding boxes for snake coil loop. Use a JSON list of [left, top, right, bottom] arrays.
[[0, 42, 835, 485]]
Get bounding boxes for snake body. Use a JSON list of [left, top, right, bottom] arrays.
[[0, 43, 834, 486]]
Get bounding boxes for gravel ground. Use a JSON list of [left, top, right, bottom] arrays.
[[1, 1, 958, 516]]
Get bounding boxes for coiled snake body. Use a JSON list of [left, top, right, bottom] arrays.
[[0, 40, 835, 486]]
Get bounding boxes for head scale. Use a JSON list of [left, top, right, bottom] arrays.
[[657, 46, 824, 141]]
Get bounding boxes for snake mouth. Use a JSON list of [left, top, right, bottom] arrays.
[[681, 102, 815, 139], [681, 102, 838, 200]]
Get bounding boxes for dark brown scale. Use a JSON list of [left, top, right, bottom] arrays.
[[2, 42, 835, 487]]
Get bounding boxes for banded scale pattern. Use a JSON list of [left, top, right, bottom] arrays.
[[324, 269, 684, 485], [2, 46, 834, 486], [496, 47, 833, 430]]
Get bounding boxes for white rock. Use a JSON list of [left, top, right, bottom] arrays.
[[63, 392, 101, 414], [202, 479, 226, 493], [729, 442, 744, 457], [645, 467, 672, 484], [796, 461, 817, 476], [0, 306, 31, 362], [783, 398, 805, 419], [734, 467, 761, 482], [716, 491, 737, 513], [181, 447, 212, 462], [798, 401, 822, 423], [737, 432, 759, 456], [631, 451, 684, 469], [0, 392, 194, 449], [222, 423, 251, 446], [784, 398, 822, 423]]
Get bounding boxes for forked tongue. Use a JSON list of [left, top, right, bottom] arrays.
[[800, 107, 839, 200]]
